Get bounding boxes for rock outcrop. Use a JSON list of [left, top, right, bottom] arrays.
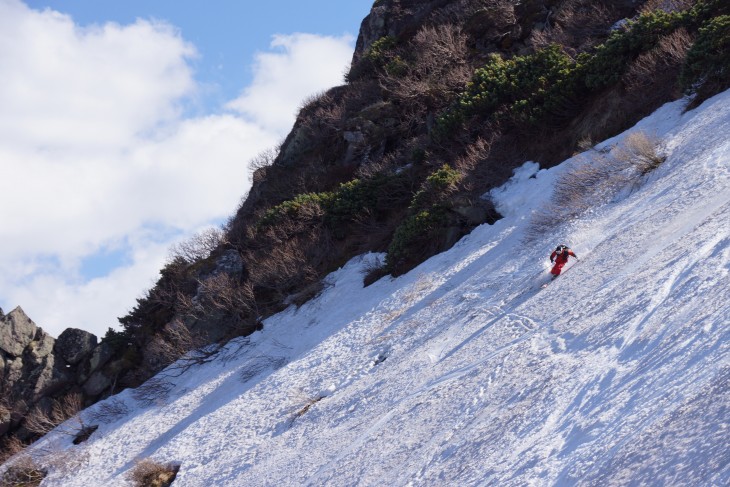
[[0, 307, 111, 442]]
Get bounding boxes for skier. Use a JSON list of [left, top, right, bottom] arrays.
[[549, 244, 577, 279]]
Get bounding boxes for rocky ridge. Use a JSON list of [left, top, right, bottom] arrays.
[[0, 308, 113, 441]]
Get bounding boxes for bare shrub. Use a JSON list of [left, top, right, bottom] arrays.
[[639, 0, 694, 15], [0, 456, 46, 487], [284, 279, 330, 308], [623, 28, 693, 93], [615, 131, 666, 175], [532, 1, 616, 51], [132, 379, 175, 408], [248, 242, 320, 302], [453, 137, 491, 175], [87, 398, 130, 424], [298, 89, 330, 114], [248, 147, 278, 184], [23, 394, 84, 437], [384, 24, 471, 113], [167, 228, 225, 265], [524, 131, 665, 241], [197, 275, 256, 324], [576, 136, 595, 153], [147, 320, 209, 370], [0, 436, 26, 465], [128, 459, 179, 487]]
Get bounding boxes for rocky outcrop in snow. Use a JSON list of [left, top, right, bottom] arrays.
[[0, 308, 112, 441]]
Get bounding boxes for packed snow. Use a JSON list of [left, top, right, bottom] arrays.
[[6, 90, 729, 486]]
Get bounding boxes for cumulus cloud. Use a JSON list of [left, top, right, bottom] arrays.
[[0, 0, 355, 337], [226, 32, 355, 133]]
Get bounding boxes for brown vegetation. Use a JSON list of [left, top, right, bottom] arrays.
[[128, 459, 179, 487], [524, 131, 666, 241], [23, 394, 84, 438], [0, 456, 46, 487]]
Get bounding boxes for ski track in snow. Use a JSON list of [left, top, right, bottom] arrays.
[[5, 91, 730, 486]]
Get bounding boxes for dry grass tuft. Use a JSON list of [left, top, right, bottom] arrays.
[[616, 131, 667, 175], [524, 131, 665, 241], [0, 436, 27, 466], [0, 456, 47, 487], [128, 459, 179, 487], [23, 394, 84, 437]]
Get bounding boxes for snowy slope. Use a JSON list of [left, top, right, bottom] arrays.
[[9, 90, 730, 486]]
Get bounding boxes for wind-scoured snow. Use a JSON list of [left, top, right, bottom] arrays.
[[9, 90, 730, 486]]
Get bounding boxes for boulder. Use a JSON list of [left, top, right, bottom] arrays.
[[83, 371, 112, 397], [30, 355, 68, 400], [54, 328, 98, 365], [0, 307, 38, 357], [88, 343, 114, 374]]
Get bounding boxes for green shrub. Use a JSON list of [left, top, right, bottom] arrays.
[[325, 178, 378, 228], [466, 46, 577, 121], [258, 192, 334, 228], [102, 327, 134, 354], [386, 207, 449, 272], [348, 35, 404, 81], [258, 172, 410, 237], [385, 55, 409, 77], [410, 164, 463, 210], [680, 15, 730, 91], [364, 36, 397, 65], [435, 1, 728, 135]]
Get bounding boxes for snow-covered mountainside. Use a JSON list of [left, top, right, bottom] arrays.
[[10, 91, 730, 486]]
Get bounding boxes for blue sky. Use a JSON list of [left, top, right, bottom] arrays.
[[25, 0, 373, 111], [0, 0, 373, 337]]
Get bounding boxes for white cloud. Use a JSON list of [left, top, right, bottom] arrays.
[[0, 0, 355, 338], [226, 33, 355, 133]]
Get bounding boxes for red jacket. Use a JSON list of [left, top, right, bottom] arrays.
[[550, 249, 576, 265]]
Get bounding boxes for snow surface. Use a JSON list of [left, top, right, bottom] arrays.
[[7, 91, 730, 486]]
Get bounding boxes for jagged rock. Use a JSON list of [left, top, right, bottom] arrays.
[[213, 249, 245, 279], [28, 332, 55, 364], [29, 354, 69, 401], [5, 356, 24, 385], [54, 328, 98, 365], [88, 343, 114, 374], [353, 0, 452, 63], [278, 123, 313, 167], [343, 130, 367, 165], [0, 307, 38, 357], [83, 371, 112, 397]]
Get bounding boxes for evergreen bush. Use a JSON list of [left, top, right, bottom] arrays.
[[680, 15, 730, 92], [386, 207, 449, 273]]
